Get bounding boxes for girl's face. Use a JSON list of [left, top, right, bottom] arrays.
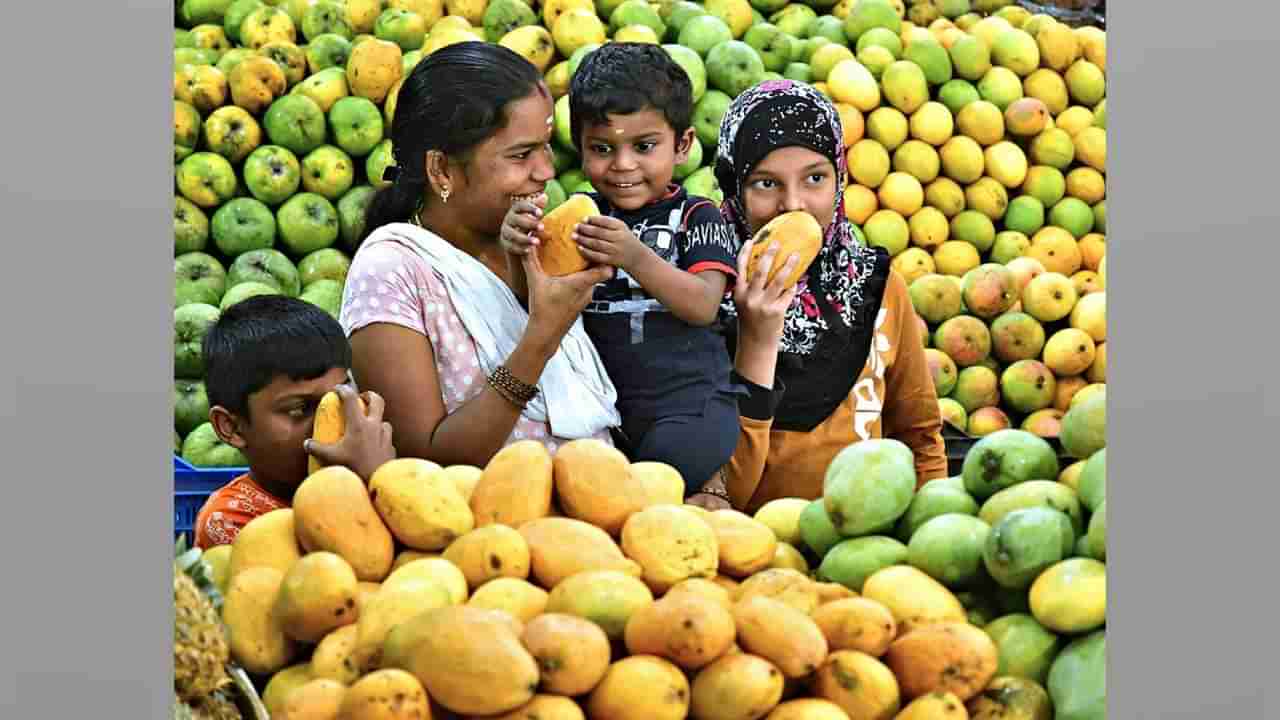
[[740, 145, 838, 237], [444, 86, 557, 237]]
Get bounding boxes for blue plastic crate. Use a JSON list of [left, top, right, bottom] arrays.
[[174, 455, 249, 542]]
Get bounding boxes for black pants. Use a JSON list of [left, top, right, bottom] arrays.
[[614, 388, 742, 497]]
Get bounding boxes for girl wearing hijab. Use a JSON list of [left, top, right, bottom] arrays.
[[710, 80, 948, 513]]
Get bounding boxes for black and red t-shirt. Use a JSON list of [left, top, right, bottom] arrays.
[[580, 186, 741, 423]]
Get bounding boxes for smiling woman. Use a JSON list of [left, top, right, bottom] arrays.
[[339, 42, 621, 468]]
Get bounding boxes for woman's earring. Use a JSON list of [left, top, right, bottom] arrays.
[[440, 186, 451, 204]]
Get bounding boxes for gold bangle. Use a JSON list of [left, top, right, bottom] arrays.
[[487, 375, 526, 409], [488, 366, 539, 407]]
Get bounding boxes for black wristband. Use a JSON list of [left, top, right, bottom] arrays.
[[733, 371, 785, 421]]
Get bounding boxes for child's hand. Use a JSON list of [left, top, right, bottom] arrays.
[[687, 469, 733, 510], [305, 384, 396, 482], [500, 193, 547, 257], [574, 215, 648, 272]]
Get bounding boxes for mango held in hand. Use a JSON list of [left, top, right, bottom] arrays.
[[745, 211, 824, 289], [307, 390, 368, 476], [538, 193, 598, 277]]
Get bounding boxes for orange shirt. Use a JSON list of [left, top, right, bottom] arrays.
[[726, 270, 948, 514], [194, 474, 288, 550]]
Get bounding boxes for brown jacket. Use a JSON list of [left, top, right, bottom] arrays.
[[726, 269, 948, 514]]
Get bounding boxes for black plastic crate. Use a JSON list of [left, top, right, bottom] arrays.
[[942, 423, 1074, 480]]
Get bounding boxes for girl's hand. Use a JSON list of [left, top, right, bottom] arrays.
[[686, 469, 733, 510], [733, 238, 800, 346]]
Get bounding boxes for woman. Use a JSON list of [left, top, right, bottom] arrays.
[[339, 43, 619, 467], [708, 80, 948, 513]]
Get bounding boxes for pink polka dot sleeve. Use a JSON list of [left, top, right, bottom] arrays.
[[341, 241, 433, 340], [339, 239, 613, 453]]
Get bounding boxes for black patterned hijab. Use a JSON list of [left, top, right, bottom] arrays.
[[715, 80, 892, 432], [715, 80, 883, 357]]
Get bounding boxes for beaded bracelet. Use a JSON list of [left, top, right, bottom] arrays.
[[487, 365, 539, 408], [689, 469, 733, 503], [692, 484, 732, 503]]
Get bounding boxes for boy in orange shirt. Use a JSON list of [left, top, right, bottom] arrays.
[[192, 296, 396, 549]]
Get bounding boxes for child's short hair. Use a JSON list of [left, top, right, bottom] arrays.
[[569, 42, 693, 151], [203, 295, 351, 418]]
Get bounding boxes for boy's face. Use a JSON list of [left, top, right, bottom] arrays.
[[580, 108, 695, 211], [210, 366, 349, 499]]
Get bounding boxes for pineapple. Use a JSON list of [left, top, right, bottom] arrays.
[[192, 691, 242, 720], [174, 692, 241, 720], [173, 698, 197, 720], [174, 536, 232, 704]]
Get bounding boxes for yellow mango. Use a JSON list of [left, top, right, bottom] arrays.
[[274, 551, 360, 643], [369, 458, 474, 551], [227, 508, 302, 581], [223, 566, 298, 676], [293, 466, 395, 582], [442, 524, 532, 590], [382, 606, 540, 716], [620, 504, 719, 593], [470, 440, 554, 527]]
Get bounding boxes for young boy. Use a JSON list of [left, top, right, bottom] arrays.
[[503, 43, 743, 501], [192, 295, 396, 549]]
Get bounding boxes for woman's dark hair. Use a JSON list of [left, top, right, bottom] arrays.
[[361, 42, 543, 244]]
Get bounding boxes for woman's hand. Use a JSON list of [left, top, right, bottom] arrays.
[[522, 243, 613, 355], [500, 193, 547, 257]]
